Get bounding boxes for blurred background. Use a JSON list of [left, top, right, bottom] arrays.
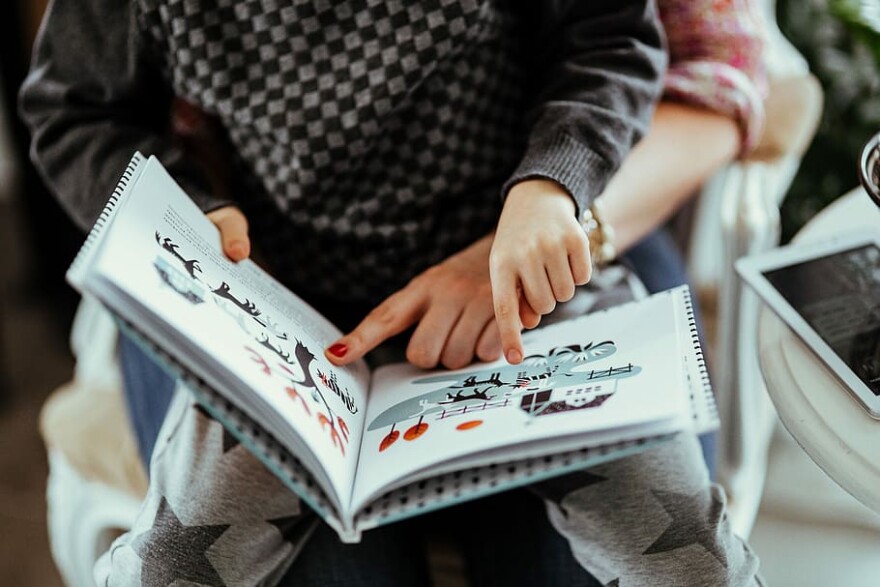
[[0, 1, 877, 585], [2, 1, 75, 585]]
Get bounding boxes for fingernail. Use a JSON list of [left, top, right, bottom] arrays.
[[228, 241, 247, 260], [506, 349, 522, 364], [328, 343, 348, 358]]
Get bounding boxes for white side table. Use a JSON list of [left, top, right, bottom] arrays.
[[757, 187, 880, 513]]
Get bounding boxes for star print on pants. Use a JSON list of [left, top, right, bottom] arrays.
[[532, 470, 608, 517], [268, 514, 313, 545], [642, 489, 728, 568], [195, 403, 241, 453], [132, 497, 230, 587]]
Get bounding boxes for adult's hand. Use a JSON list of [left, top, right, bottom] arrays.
[[325, 234, 540, 370], [490, 179, 592, 364]]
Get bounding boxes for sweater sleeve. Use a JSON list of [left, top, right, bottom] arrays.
[[19, 0, 230, 232], [502, 0, 667, 216]]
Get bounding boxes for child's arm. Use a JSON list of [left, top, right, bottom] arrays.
[[19, 0, 230, 232], [491, 0, 667, 364], [491, 179, 591, 365], [327, 0, 666, 369]]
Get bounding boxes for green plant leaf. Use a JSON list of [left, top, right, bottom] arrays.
[[830, 0, 880, 64]]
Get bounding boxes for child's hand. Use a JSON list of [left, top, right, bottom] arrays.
[[207, 206, 251, 262], [325, 234, 540, 370], [490, 179, 592, 364]]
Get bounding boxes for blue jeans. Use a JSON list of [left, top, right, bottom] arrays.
[[620, 228, 709, 351], [621, 228, 717, 480], [118, 334, 177, 467]]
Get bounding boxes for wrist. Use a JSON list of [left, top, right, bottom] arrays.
[[505, 178, 577, 215]]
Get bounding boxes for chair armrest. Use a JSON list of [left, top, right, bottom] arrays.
[[40, 380, 148, 500], [748, 74, 823, 163], [688, 70, 824, 538]]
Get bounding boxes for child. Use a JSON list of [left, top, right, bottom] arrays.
[[22, 0, 764, 584]]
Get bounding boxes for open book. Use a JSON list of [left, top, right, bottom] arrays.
[[68, 153, 717, 543]]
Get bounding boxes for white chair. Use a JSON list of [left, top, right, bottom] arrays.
[[684, 0, 823, 538], [40, 296, 147, 587]]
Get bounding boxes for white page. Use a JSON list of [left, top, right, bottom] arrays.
[[351, 290, 690, 510], [90, 157, 369, 508]]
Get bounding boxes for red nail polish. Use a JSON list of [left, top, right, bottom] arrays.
[[328, 343, 348, 358]]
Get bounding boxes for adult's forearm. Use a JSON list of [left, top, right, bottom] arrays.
[[599, 102, 740, 253]]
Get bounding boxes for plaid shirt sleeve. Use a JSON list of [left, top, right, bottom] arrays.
[[659, 0, 768, 156]]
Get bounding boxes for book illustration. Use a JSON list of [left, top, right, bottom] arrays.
[[154, 256, 206, 305], [258, 333, 297, 366], [404, 415, 428, 440], [519, 381, 617, 418], [213, 296, 263, 338], [379, 424, 399, 452], [246, 341, 355, 457], [212, 281, 261, 317], [155, 231, 316, 388], [253, 314, 289, 340], [317, 370, 359, 415], [151, 227, 360, 452], [153, 226, 294, 345], [245, 346, 273, 376], [155, 232, 202, 278], [368, 341, 642, 451]]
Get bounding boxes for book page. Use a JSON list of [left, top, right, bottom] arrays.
[[89, 157, 369, 509], [351, 289, 690, 510]]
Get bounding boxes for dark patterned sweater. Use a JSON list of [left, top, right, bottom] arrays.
[[21, 0, 665, 313]]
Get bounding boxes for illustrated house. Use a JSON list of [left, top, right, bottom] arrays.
[[518, 382, 616, 418]]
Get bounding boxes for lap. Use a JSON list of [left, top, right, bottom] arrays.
[[280, 488, 601, 587]]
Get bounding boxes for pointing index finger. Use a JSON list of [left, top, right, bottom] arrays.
[[491, 270, 524, 365], [325, 290, 425, 366]]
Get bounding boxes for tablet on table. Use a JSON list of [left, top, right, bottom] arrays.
[[737, 232, 880, 418]]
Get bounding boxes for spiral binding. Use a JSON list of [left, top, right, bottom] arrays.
[[354, 434, 673, 532], [680, 287, 718, 426], [67, 152, 145, 282]]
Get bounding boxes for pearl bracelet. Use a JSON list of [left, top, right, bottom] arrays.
[[580, 197, 616, 269]]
